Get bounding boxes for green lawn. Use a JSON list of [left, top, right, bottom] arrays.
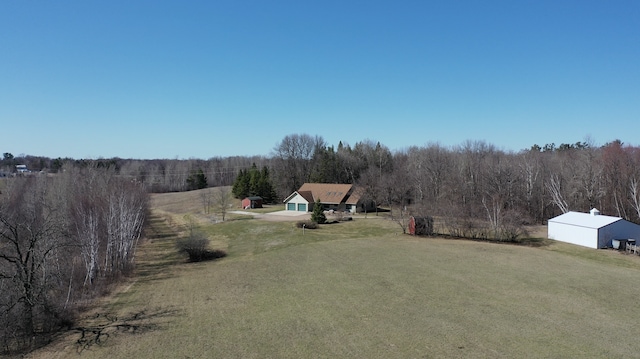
[[29, 212, 640, 358]]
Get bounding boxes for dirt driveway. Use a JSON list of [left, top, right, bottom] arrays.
[[230, 210, 311, 222]]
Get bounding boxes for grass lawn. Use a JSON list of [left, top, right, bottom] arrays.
[[27, 193, 640, 358]]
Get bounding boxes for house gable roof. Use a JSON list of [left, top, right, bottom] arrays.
[[549, 211, 622, 229], [298, 183, 353, 204], [344, 186, 364, 205], [298, 190, 314, 203], [282, 190, 314, 204]]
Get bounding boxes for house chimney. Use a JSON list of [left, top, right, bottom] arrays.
[[590, 208, 600, 216]]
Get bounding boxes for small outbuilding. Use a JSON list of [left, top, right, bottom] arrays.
[[409, 216, 434, 235], [241, 196, 263, 209], [547, 208, 640, 249]]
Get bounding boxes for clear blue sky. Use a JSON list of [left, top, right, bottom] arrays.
[[2, 1, 638, 159]]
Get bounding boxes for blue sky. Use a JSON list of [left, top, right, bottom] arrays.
[[1, 1, 638, 159]]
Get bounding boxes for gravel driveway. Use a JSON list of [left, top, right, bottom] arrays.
[[229, 210, 311, 222]]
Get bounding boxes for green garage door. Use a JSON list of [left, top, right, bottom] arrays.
[[287, 203, 296, 211], [298, 203, 307, 212]]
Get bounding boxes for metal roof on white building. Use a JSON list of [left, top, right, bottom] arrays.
[[548, 211, 621, 229]]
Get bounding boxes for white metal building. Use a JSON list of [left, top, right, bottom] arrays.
[[547, 208, 640, 249]]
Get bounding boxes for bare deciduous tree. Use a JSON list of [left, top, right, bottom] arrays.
[[382, 153, 413, 233], [518, 150, 545, 222], [200, 188, 214, 214], [272, 134, 324, 196], [104, 181, 147, 276], [213, 187, 233, 222], [0, 177, 71, 348], [630, 178, 640, 222], [547, 174, 569, 214]]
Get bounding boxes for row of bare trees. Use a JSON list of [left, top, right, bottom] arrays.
[[0, 165, 148, 353], [406, 142, 638, 237], [6, 137, 640, 228], [1, 155, 270, 193], [268, 136, 640, 240], [104, 156, 270, 192], [3, 135, 640, 238]]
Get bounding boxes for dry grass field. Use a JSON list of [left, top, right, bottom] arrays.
[[26, 189, 640, 358]]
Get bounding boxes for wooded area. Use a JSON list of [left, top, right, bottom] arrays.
[[3, 136, 640, 227], [0, 165, 147, 353]]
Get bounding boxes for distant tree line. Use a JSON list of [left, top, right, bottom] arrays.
[[3, 135, 640, 237], [0, 164, 147, 353], [267, 135, 640, 240], [0, 154, 270, 192]]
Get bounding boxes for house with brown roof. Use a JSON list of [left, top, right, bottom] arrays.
[[283, 183, 373, 213]]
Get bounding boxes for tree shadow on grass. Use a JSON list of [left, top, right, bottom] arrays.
[[72, 307, 182, 354], [426, 233, 553, 248], [517, 237, 553, 247]]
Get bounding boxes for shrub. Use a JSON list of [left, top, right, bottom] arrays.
[[176, 230, 227, 262], [495, 210, 529, 242]]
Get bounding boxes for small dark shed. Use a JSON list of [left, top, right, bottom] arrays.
[[242, 196, 263, 209], [409, 216, 434, 235]]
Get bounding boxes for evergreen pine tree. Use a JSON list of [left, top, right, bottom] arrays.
[[248, 163, 260, 196], [311, 199, 326, 224], [259, 166, 276, 202], [187, 168, 207, 190], [232, 169, 250, 198], [232, 169, 243, 198], [233, 165, 276, 202]]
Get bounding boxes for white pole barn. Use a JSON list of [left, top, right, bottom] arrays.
[[548, 209, 640, 249]]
